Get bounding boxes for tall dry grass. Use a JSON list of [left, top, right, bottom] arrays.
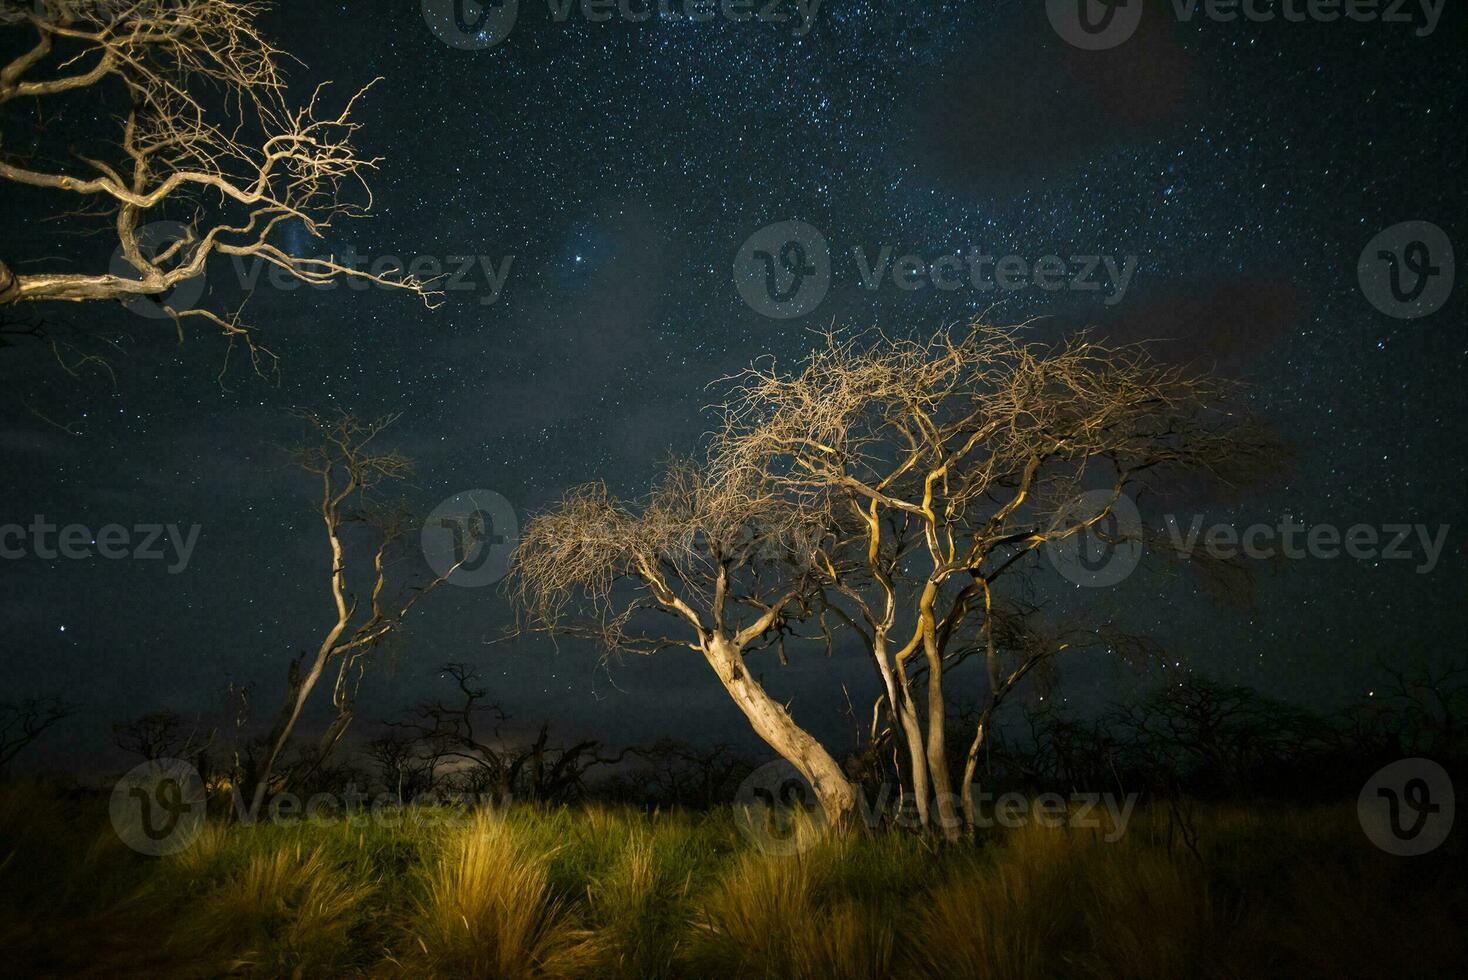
[[0, 787, 1462, 978], [906, 820, 1217, 979], [169, 843, 375, 975], [691, 819, 899, 979], [403, 810, 594, 979]]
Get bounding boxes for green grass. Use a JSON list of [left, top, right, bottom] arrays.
[[1, 784, 1462, 978]]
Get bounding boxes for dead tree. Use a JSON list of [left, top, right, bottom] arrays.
[[251, 411, 467, 803], [0, 311, 121, 434], [112, 710, 187, 760], [1107, 676, 1326, 796], [618, 737, 754, 808], [367, 730, 438, 802], [387, 662, 511, 796], [511, 461, 860, 823], [715, 323, 1267, 837], [0, 696, 75, 772], [505, 723, 611, 802], [0, 1, 437, 372], [386, 663, 616, 803], [1337, 659, 1468, 762]]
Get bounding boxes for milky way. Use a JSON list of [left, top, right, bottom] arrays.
[[2, 1, 1464, 767]]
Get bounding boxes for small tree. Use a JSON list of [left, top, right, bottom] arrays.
[[112, 710, 187, 760], [512, 462, 860, 822], [615, 738, 755, 808], [385, 662, 509, 798], [384, 663, 616, 803], [0, 696, 75, 773], [366, 729, 440, 803], [251, 411, 467, 802]]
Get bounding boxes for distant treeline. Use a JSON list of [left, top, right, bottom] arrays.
[[908, 664, 1468, 805], [58, 660, 1463, 815]]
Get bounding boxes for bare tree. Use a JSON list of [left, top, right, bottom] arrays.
[[385, 663, 617, 803], [615, 737, 755, 808], [0, 1, 436, 373], [715, 322, 1266, 837], [0, 310, 120, 433], [500, 722, 612, 802], [112, 708, 218, 788], [366, 729, 440, 803], [1337, 659, 1468, 762], [0, 695, 75, 773], [112, 709, 185, 760], [251, 410, 467, 803], [386, 661, 507, 797], [511, 461, 860, 823], [1108, 675, 1325, 796]]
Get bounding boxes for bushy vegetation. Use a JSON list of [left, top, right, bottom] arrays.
[[1, 785, 1463, 978]]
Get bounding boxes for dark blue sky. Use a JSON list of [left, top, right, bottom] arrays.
[[2, 0, 1464, 770]]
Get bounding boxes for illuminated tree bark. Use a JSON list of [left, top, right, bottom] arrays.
[[512, 470, 859, 824], [1, 2, 437, 372], [251, 411, 464, 805], [716, 323, 1266, 838]]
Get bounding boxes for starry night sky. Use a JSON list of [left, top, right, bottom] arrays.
[[2, 0, 1465, 771]]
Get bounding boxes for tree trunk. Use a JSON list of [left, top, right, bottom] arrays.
[[891, 659, 931, 829], [870, 632, 930, 829], [922, 629, 962, 840], [703, 635, 858, 824], [251, 642, 335, 809], [960, 708, 992, 836]]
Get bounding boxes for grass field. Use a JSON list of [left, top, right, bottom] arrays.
[[1, 785, 1463, 978]]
